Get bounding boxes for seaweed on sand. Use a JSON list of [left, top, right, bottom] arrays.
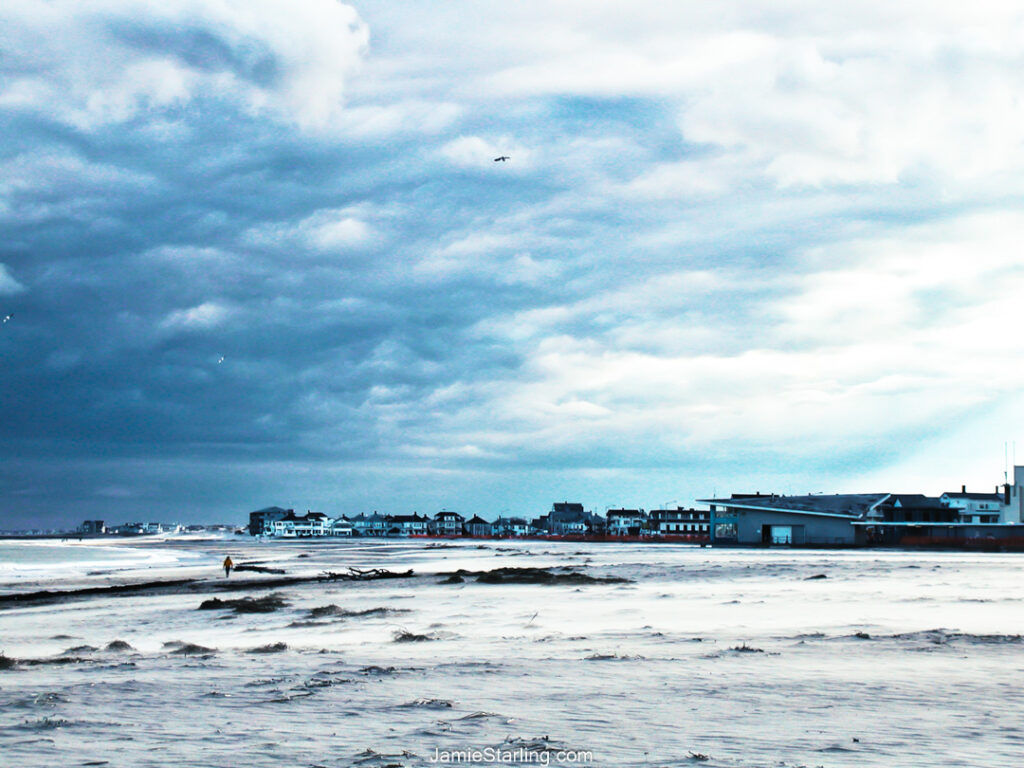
[[399, 698, 453, 709], [584, 652, 644, 661], [233, 563, 287, 574], [393, 629, 436, 643], [729, 643, 764, 653], [198, 593, 289, 613], [439, 566, 630, 585], [3, 653, 92, 668], [308, 605, 408, 619], [359, 665, 398, 675], [352, 747, 418, 766], [169, 643, 216, 655], [247, 642, 288, 654], [0, 569, 417, 612], [62, 645, 97, 654]]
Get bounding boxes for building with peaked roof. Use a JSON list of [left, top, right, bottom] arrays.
[[270, 511, 331, 537], [544, 501, 590, 535], [464, 515, 493, 537], [430, 511, 465, 536], [386, 513, 429, 536], [493, 516, 531, 537], [873, 495, 957, 524], [606, 509, 646, 536], [350, 512, 388, 537], [330, 517, 353, 536], [940, 487, 1005, 524]]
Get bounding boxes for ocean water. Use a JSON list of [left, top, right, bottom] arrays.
[[1, 539, 1023, 768], [0, 539, 215, 585]]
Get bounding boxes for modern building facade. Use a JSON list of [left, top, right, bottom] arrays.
[[698, 493, 889, 546], [648, 507, 709, 536]]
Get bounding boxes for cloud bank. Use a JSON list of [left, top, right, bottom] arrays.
[[2, 0, 1022, 526]]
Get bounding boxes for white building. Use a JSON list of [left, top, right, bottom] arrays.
[[493, 517, 531, 537], [271, 512, 329, 537], [940, 488, 1003, 524], [1004, 465, 1024, 524], [330, 517, 353, 537], [649, 507, 710, 536], [606, 509, 646, 536]]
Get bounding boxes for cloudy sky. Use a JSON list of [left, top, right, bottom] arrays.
[[3, 1, 1024, 528]]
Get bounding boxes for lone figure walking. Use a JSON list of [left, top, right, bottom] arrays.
[[223, 556, 233, 578]]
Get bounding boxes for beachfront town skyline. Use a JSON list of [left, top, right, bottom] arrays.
[[14, 462, 1020, 549]]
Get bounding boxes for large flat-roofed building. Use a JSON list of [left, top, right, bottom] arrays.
[[698, 493, 890, 546]]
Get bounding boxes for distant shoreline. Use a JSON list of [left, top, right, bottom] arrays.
[[3, 531, 1024, 551]]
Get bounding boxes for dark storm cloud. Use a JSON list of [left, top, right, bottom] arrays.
[[3, 1, 1024, 528]]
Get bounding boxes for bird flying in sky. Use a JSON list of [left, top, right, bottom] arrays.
[[494, 155, 510, 162], [217, 356, 225, 364], [2, 314, 11, 324]]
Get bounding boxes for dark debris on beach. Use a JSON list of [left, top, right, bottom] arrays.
[[0, 568, 417, 611], [198, 593, 290, 613], [438, 566, 630, 585]]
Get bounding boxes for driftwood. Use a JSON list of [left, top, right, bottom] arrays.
[[323, 567, 414, 581]]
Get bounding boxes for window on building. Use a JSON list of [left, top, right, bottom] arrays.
[[715, 523, 737, 539]]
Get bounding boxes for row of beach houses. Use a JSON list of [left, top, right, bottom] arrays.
[[248, 465, 1024, 548], [248, 503, 711, 540]]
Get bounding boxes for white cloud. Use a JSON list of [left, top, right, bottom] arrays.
[[308, 216, 371, 250], [438, 135, 530, 168], [0, 263, 25, 295], [376, 2, 1024, 191], [244, 206, 376, 256], [160, 301, 233, 331], [441, 209, 1024, 466], [0, 0, 369, 131], [336, 100, 462, 138]]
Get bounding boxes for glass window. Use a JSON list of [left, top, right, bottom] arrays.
[[715, 523, 737, 539]]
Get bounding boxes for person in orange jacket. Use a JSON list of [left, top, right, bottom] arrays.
[[223, 556, 233, 578]]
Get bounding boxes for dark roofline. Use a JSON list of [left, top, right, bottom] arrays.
[[697, 493, 890, 519]]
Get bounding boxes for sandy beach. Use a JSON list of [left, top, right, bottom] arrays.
[[2, 538, 1023, 768]]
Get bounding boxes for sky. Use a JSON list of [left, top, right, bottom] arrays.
[[3, 1, 1024, 528]]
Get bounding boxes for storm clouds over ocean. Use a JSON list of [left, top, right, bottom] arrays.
[[3, 2, 1024, 526]]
